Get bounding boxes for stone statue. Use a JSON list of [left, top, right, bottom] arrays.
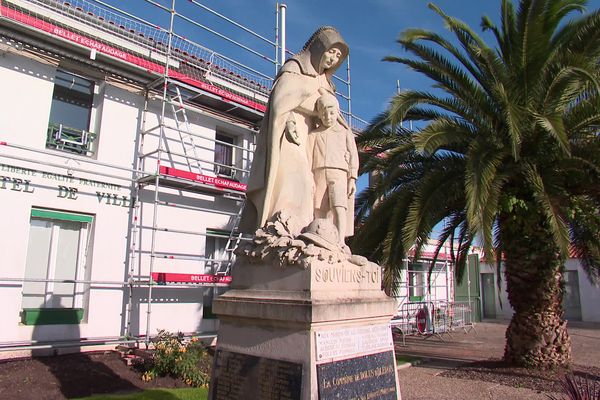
[[211, 30, 400, 400], [308, 92, 358, 246], [239, 26, 349, 236]]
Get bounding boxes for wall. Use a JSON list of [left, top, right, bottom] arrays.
[[565, 259, 600, 322], [0, 50, 137, 342], [0, 49, 54, 149]]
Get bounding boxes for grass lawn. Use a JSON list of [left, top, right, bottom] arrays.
[[396, 354, 421, 365], [72, 388, 208, 400]]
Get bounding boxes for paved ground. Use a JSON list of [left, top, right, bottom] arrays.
[[394, 320, 600, 400]]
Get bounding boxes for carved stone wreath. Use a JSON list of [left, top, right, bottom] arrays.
[[235, 211, 353, 269]]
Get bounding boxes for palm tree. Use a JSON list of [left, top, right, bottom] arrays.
[[353, 0, 600, 368]]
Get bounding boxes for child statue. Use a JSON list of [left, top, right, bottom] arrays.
[[308, 92, 359, 247]]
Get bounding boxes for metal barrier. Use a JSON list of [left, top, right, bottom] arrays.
[[391, 300, 476, 345], [449, 301, 476, 333]]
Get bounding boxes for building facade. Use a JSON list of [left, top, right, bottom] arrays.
[[479, 258, 600, 323], [0, 0, 288, 352]]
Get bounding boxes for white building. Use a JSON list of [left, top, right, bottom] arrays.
[[390, 242, 483, 337], [0, 0, 364, 354], [479, 257, 600, 323], [395, 247, 455, 309]]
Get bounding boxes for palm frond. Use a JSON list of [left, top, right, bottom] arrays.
[[412, 117, 475, 155], [354, 0, 600, 297]]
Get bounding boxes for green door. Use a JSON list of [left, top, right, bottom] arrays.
[[563, 271, 582, 321], [454, 254, 481, 322], [481, 273, 496, 319]]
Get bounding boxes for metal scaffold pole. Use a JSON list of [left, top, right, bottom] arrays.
[[144, 0, 177, 348], [275, 2, 279, 73], [346, 54, 352, 130], [125, 89, 149, 339], [279, 3, 286, 67]]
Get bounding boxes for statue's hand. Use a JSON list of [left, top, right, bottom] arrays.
[[285, 120, 301, 146], [348, 178, 356, 197]]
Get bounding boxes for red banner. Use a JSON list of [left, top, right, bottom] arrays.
[[151, 272, 232, 284], [159, 166, 247, 192], [0, 5, 267, 112]]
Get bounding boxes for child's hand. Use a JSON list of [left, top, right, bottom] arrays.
[[348, 178, 356, 197]]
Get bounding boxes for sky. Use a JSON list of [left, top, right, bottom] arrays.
[[102, 0, 600, 125]]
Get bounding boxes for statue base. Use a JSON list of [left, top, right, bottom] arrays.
[[208, 254, 401, 399]]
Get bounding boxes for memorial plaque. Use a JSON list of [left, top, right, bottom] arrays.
[[315, 324, 393, 362], [210, 349, 303, 400], [317, 351, 398, 400]]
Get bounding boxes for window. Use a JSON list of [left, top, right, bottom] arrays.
[[46, 70, 97, 156], [21, 209, 93, 325], [205, 229, 231, 274], [204, 229, 233, 319], [408, 262, 425, 302], [214, 133, 235, 178]]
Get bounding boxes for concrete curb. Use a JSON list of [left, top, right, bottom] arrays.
[[397, 362, 412, 370]]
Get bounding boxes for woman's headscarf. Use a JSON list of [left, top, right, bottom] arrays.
[[285, 26, 349, 90]]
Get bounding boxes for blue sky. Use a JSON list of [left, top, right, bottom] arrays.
[[103, 0, 600, 124]]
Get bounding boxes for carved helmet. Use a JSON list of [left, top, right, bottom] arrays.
[[298, 218, 341, 251]]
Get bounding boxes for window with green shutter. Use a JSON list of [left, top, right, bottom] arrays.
[[20, 208, 94, 325]]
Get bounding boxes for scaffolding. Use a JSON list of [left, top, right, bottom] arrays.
[[391, 247, 477, 343], [0, 0, 366, 352]]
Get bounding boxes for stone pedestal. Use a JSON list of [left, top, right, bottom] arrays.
[[208, 255, 401, 400]]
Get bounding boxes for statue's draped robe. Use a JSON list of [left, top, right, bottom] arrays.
[[239, 27, 349, 235]]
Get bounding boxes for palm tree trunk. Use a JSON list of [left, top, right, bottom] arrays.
[[500, 210, 572, 368]]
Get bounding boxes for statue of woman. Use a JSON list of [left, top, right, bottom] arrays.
[[239, 26, 349, 235]]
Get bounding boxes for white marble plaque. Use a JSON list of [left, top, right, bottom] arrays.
[[315, 324, 393, 362]]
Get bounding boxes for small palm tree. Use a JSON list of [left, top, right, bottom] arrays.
[[353, 0, 600, 368]]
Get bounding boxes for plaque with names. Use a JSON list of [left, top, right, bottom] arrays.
[[317, 351, 398, 400], [210, 349, 303, 400], [315, 324, 393, 362]]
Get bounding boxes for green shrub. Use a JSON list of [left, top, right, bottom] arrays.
[[140, 330, 210, 388]]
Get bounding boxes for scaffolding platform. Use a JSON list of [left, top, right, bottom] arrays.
[[138, 166, 246, 200], [151, 272, 232, 285]]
